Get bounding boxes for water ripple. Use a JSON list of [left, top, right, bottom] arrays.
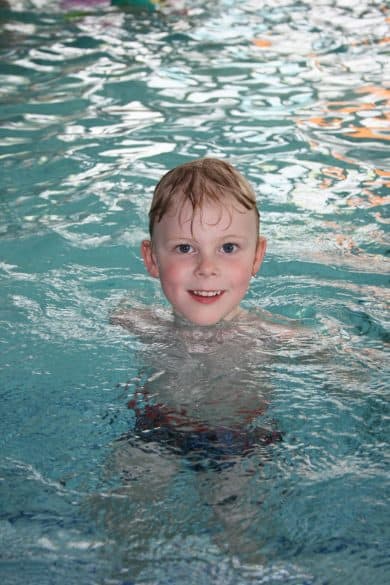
[[0, 2, 389, 584]]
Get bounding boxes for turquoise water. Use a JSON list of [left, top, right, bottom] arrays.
[[0, 1, 389, 584]]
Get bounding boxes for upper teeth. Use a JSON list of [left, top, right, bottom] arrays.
[[192, 290, 221, 297]]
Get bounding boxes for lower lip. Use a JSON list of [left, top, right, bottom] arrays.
[[188, 291, 224, 304]]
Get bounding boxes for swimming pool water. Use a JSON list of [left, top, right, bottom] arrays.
[[0, 1, 389, 584]]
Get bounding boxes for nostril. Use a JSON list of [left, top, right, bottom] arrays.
[[196, 258, 217, 275]]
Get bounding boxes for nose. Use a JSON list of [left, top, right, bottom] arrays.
[[195, 252, 218, 277]]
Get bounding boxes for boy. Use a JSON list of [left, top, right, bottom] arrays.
[[111, 157, 286, 458], [105, 159, 292, 568]]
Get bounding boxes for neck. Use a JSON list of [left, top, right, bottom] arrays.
[[173, 307, 246, 329]]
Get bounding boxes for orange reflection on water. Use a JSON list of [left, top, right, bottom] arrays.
[[318, 166, 348, 189], [347, 191, 390, 209], [252, 38, 272, 48], [298, 85, 390, 141]]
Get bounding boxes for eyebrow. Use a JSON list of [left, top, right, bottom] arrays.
[[165, 234, 249, 243]]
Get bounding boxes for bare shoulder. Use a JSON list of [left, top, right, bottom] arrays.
[[110, 301, 173, 337], [244, 307, 310, 339]]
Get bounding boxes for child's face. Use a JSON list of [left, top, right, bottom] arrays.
[[141, 200, 266, 326]]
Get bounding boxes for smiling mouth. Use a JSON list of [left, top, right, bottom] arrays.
[[189, 290, 224, 303], [191, 290, 223, 297]]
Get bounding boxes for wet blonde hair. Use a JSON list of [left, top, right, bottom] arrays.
[[148, 157, 259, 237]]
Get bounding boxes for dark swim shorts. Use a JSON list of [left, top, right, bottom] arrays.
[[122, 400, 282, 471]]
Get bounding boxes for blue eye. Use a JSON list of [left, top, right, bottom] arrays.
[[222, 243, 237, 254], [176, 244, 193, 254]]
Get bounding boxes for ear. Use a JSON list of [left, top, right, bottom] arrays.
[[252, 236, 267, 276], [141, 240, 160, 279]]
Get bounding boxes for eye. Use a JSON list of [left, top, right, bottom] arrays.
[[221, 242, 237, 254], [176, 243, 193, 254]]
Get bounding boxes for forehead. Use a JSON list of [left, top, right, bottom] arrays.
[[156, 199, 258, 234]]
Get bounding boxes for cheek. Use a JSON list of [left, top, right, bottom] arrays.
[[159, 259, 188, 285], [229, 260, 253, 284]]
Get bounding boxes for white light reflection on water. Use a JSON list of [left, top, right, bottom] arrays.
[[0, 1, 388, 584]]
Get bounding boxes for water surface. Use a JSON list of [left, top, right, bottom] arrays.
[[0, 1, 389, 584]]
